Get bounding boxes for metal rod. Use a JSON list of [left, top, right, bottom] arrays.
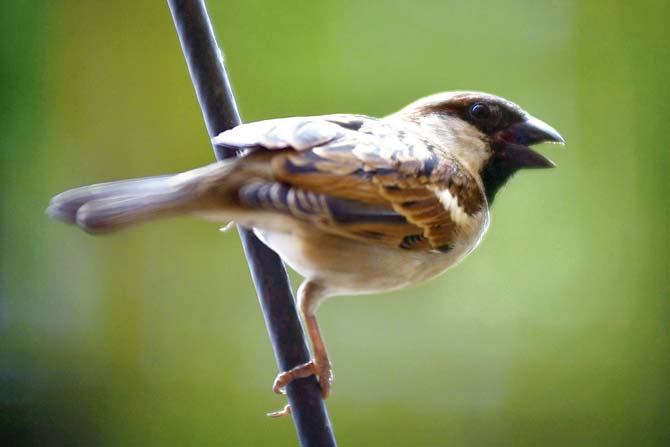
[[166, 1, 337, 446]]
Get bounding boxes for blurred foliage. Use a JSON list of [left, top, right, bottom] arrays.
[[1, 0, 668, 446]]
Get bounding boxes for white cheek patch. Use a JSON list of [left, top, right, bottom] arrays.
[[419, 114, 491, 173]]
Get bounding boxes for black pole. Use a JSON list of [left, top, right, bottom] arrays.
[[166, 2, 337, 446]]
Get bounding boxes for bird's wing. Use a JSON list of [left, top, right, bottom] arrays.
[[213, 115, 485, 251]]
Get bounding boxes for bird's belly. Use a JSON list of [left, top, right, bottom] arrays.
[[253, 226, 479, 297]]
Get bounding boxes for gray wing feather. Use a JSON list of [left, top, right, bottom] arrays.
[[212, 116, 347, 151]]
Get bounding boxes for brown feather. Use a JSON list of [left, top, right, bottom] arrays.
[[217, 115, 487, 252]]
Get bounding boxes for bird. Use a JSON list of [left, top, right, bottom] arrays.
[[46, 91, 564, 417]]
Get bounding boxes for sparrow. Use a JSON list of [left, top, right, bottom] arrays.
[[47, 91, 564, 416]]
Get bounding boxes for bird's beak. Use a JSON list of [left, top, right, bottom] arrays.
[[497, 115, 565, 169]]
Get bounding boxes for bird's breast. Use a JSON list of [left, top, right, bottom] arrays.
[[253, 207, 489, 298]]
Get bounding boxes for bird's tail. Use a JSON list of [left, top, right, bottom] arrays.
[[46, 175, 196, 233], [46, 161, 238, 234]]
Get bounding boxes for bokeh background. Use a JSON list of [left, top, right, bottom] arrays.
[[2, 1, 668, 445]]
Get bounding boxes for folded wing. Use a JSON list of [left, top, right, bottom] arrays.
[[214, 114, 486, 252]]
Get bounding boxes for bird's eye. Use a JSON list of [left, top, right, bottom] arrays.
[[469, 103, 491, 121]]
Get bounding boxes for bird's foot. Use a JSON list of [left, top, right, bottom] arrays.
[[267, 404, 291, 418], [268, 360, 333, 418], [273, 360, 333, 398]]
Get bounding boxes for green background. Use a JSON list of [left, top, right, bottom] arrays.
[[2, 1, 668, 445]]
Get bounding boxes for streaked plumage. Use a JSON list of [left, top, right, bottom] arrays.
[[47, 91, 564, 413]]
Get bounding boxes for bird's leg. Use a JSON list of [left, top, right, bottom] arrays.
[[301, 312, 333, 398], [271, 281, 332, 413]]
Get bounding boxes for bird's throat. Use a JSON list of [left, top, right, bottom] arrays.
[[479, 156, 520, 205]]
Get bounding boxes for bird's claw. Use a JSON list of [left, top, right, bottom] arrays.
[[267, 404, 291, 418], [268, 360, 333, 418], [272, 360, 317, 395]]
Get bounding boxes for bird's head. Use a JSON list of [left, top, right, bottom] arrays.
[[392, 91, 565, 203]]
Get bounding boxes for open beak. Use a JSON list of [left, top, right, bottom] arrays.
[[497, 115, 565, 169]]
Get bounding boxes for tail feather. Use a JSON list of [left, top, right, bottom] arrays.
[[46, 175, 197, 234]]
